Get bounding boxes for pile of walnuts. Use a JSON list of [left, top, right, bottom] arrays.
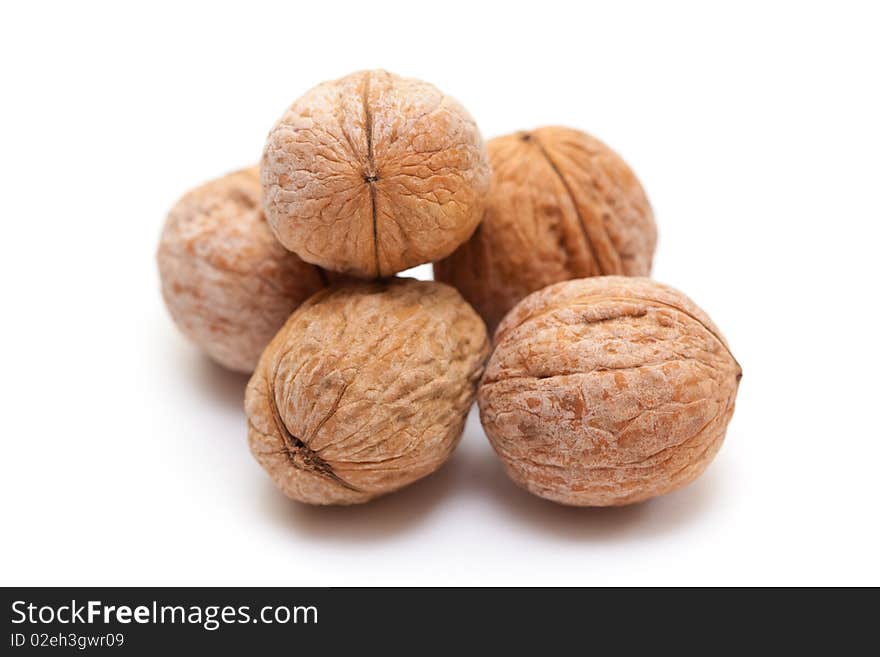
[[158, 69, 741, 508]]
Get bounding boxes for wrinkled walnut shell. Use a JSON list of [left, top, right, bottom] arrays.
[[435, 126, 657, 333], [262, 69, 491, 278], [479, 277, 740, 506], [157, 167, 338, 373], [245, 279, 489, 505]]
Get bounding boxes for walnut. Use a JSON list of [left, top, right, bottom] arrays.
[[478, 276, 741, 506], [245, 278, 489, 505], [434, 126, 657, 333], [261, 69, 491, 278], [157, 167, 340, 373]]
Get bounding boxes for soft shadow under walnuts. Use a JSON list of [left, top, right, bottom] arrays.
[[259, 412, 726, 543], [260, 450, 466, 542], [190, 353, 250, 410], [469, 443, 727, 542]]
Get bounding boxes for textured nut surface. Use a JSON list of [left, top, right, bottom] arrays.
[[157, 167, 337, 373], [245, 279, 489, 505], [435, 126, 656, 333], [479, 277, 740, 506], [262, 69, 490, 278]]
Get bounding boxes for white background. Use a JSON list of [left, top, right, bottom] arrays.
[[2, 1, 878, 586]]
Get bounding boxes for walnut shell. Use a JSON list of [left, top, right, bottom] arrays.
[[157, 167, 338, 373], [478, 277, 740, 506], [262, 69, 491, 278], [435, 126, 657, 333], [245, 278, 489, 505]]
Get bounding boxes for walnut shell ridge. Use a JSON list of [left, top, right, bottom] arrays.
[[478, 277, 740, 506], [245, 278, 489, 505], [157, 167, 339, 373], [262, 69, 491, 278], [435, 126, 657, 334]]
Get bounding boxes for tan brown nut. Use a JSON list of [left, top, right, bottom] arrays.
[[261, 69, 491, 278], [245, 278, 489, 505], [434, 126, 656, 334], [478, 276, 740, 506], [157, 167, 340, 373]]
